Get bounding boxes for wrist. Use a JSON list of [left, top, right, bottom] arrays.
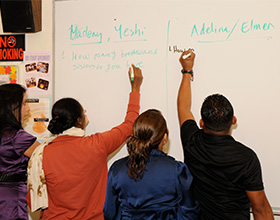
[[131, 87, 140, 93], [181, 69, 194, 81], [181, 69, 193, 74]]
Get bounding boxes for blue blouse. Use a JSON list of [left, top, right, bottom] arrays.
[[103, 149, 199, 220]]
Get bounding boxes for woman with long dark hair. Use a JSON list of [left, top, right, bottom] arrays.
[[0, 83, 40, 220], [104, 109, 199, 220]]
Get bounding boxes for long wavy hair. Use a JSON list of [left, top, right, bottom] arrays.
[[127, 109, 168, 181], [0, 84, 26, 137]]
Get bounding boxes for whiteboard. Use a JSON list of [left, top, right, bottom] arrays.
[[54, 0, 280, 207]]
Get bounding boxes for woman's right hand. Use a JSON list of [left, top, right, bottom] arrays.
[[129, 64, 143, 93]]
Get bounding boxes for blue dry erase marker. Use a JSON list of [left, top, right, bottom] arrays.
[[131, 65, 134, 82]]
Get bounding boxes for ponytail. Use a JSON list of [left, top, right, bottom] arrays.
[[126, 109, 167, 181], [127, 135, 153, 180]]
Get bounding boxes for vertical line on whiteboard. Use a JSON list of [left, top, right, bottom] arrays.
[[166, 20, 171, 121]]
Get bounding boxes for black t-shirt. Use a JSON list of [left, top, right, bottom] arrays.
[[180, 120, 264, 220]]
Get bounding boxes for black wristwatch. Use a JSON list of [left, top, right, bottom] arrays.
[[181, 69, 194, 81], [181, 69, 193, 74]]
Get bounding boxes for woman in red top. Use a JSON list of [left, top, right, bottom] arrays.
[[28, 65, 143, 220]]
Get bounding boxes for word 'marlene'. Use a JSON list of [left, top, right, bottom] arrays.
[[191, 19, 274, 38]]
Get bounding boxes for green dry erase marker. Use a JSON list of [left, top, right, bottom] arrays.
[[131, 65, 134, 82]]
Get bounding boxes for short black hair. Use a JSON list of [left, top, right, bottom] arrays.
[[0, 84, 26, 136], [201, 94, 234, 132], [48, 98, 83, 134]]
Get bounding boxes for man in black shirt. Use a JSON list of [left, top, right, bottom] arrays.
[[177, 50, 273, 220]]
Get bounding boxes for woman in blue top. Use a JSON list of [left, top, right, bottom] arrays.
[[103, 109, 199, 220]]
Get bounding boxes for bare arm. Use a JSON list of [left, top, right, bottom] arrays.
[[101, 64, 143, 155], [177, 50, 196, 126], [246, 190, 274, 220], [24, 140, 41, 158]]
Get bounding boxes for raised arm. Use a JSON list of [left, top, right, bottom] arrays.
[[177, 50, 196, 126], [99, 64, 143, 155]]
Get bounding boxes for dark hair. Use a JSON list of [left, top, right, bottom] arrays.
[[48, 98, 83, 134], [201, 94, 234, 132], [127, 109, 168, 181], [0, 84, 26, 136]]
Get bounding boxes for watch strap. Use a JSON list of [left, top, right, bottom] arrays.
[[181, 69, 194, 81], [181, 69, 193, 74]]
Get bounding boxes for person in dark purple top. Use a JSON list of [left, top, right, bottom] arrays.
[[0, 84, 40, 220]]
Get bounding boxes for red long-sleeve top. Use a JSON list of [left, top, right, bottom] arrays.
[[36, 92, 140, 220]]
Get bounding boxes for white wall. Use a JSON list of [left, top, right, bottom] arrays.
[[0, 1, 53, 219]]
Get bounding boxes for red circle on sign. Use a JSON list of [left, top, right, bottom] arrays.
[[7, 36, 16, 47]]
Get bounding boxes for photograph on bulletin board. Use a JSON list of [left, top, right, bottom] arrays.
[[23, 51, 52, 96], [24, 97, 51, 141], [0, 65, 18, 84]]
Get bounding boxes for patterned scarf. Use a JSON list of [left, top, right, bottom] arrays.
[[27, 127, 85, 212]]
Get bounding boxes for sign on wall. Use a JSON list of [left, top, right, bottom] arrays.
[[0, 34, 25, 61]]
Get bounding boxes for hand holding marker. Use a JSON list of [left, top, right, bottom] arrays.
[[182, 53, 191, 59], [182, 48, 194, 59], [181, 48, 195, 81]]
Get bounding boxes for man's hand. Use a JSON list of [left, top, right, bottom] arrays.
[[179, 50, 195, 71]]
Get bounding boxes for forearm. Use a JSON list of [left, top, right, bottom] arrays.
[[111, 91, 140, 136], [102, 92, 140, 155], [24, 140, 41, 158], [252, 200, 274, 220], [177, 73, 194, 126], [123, 92, 140, 123], [178, 74, 192, 109], [247, 190, 274, 220]]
